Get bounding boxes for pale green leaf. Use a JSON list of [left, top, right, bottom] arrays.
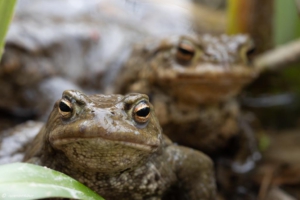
[[0, 163, 104, 200]]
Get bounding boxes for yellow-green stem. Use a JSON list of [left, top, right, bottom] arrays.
[[0, 0, 17, 61], [227, 0, 240, 34]]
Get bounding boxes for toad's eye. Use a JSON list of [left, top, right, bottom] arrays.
[[175, 39, 195, 64], [58, 99, 73, 118], [133, 101, 150, 124]]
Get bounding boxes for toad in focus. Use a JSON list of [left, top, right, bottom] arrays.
[[23, 90, 216, 200]]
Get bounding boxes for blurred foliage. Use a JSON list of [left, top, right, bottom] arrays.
[[227, 0, 300, 45], [0, 0, 16, 60], [274, 0, 300, 45], [258, 132, 271, 152], [274, 0, 300, 95], [282, 65, 300, 94], [227, 0, 300, 128], [0, 163, 104, 200]]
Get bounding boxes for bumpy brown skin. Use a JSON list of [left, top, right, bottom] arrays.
[[113, 34, 258, 155], [24, 90, 216, 200]]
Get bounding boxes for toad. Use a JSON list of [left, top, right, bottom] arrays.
[[112, 34, 258, 158], [23, 90, 216, 200]]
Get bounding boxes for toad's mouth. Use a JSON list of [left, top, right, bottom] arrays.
[[158, 63, 258, 80], [51, 136, 158, 152], [155, 64, 258, 89]]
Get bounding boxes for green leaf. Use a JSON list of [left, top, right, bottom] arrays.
[[0, 162, 104, 200], [0, 0, 17, 60]]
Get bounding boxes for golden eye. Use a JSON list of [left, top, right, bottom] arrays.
[[175, 39, 195, 64], [133, 101, 150, 124], [58, 99, 73, 118]]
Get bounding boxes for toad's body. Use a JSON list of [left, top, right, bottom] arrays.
[[23, 90, 216, 200]]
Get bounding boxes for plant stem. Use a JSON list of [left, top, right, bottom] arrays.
[[227, 0, 274, 54], [0, 0, 17, 61]]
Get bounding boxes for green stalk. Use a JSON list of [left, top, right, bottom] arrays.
[[227, 0, 240, 34], [227, 0, 274, 54], [227, 0, 251, 34], [0, 0, 17, 61]]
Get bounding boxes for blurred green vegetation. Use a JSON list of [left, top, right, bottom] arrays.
[[275, 0, 300, 94], [227, 0, 300, 45], [0, 0, 17, 60], [274, 0, 300, 45], [227, 0, 300, 128]]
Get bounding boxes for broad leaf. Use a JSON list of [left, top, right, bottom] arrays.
[[0, 162, 104, 200]]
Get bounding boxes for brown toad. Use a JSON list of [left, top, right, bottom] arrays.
[[22, 90, 216, 200], [112, 34, 258, 158]]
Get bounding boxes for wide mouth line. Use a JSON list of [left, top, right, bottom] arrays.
[[159, 70, 256, 79], [51, 136, 157, 151]]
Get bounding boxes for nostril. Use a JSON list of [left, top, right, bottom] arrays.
[[110, 111, 115, 115]]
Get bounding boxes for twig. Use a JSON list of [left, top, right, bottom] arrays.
[[253, 38, 300, 72], [258, 167, 274, 200]]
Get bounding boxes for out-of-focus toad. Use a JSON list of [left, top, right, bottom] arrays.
[[113, 34, 258, 157]]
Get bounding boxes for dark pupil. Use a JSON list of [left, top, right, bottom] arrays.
[[178, 47, 194, 56], [59, 102, 71, 112], [136, 107, 150, 117]]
